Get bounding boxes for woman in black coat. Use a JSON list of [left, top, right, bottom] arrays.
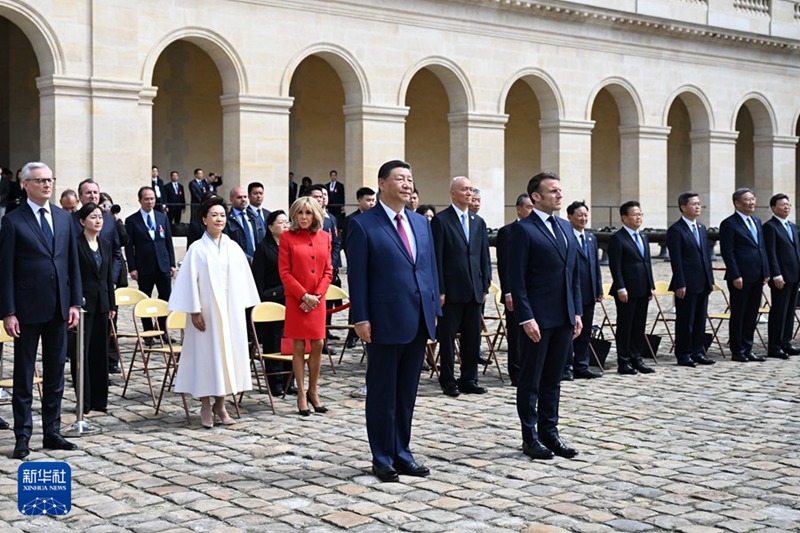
[[74, 202, 117, 414]]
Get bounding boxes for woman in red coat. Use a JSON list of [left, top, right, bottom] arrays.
[[279, 196, 333, 416]]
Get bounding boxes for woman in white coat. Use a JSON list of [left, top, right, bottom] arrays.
[[168, 196, 260, 428]]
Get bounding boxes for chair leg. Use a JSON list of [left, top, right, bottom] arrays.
[[154, 354, 174, 415], [588, 343, 605, 372], [230, 393, 241, 418], [181, 393, 191, 424]]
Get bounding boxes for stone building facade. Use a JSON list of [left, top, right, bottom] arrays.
[[2, 0, 800, 228]]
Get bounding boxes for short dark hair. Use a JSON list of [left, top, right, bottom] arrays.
[[77, 178, 97, 195], [678, 191, 699, 209], [193, 168, 203, 176], [356, 187, 375, 200], [416, 204, 436, 216], [378, 160, 411, 179], [309, 184, 325, 194], [619, 200, 640, 217], [77, 202, 101, 221], [247, 182, 264, 194], [302, 176, 312, 185], [199, 195, 225, 219], [152, 165, 158, 171], [138, 186, 155, 200], [566, 200, 588, 216], [732, 187, 754, 204], [527, 171, 559, 197], [515, 193, 529, 207], [170, 171, 179, 177], [329, 170, 338, 176], [770, 193, 789, 207], [266, 209, 286, 227]]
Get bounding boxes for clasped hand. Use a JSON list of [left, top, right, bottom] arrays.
[[300, 293, 320, 313]]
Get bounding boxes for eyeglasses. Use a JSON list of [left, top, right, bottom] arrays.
[[26, 178, 56, 185]]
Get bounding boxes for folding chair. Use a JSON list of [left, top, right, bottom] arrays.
[[153, 311, 189, 417], [325, 285, 365, 368], [479, 283, 505, 382], [109, 287, 151, 380], [598, 283, 616, 338], [0, 329, 43, 399], [649, 281, 676, 352], [121, 298, 168, 406], [706, 284, 731, 358], [249, 302, 309, 414]]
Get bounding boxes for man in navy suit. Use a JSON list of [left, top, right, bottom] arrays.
[[762, 193, 800, 359], [608, 201, 656, 375], [150, 166, 166, 212], [227, 186, 261, 262], [125, 186, 176, 333], [164, 170, 185, 227], [509, 171, 582, 460], [247, 182, 270, 246], [347, 160, 441, 482], [564, 200, 603, 380], [0, 162, 83, 459], [431, 176, 491, 397], [666, 192, 715, 367], [719, 188, 769, 362], [289, 172, 298, 205], [188, 168, 209, 220], [496, 193, 534, 386]]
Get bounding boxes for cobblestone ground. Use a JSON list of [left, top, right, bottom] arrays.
[[0, 253, 798, 532]]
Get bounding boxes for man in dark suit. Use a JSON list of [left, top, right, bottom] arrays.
[[246, 182, 270, 246], [496, 193, 533, 386], [763, 193, 800, 359], [431, 176, 491, 397], [565, 200, 603, 380], [150, 166, 166, 212], [289, 172, 298, 205], [666, 192, 715, 367], [227, 186, 260, 262], [125, 186, 176, 333], [327, 170, 346, 228], [188, 168, 209, 220], [347, 160, 441, 482], [608, 201, 656, 375], [164, 170, 185, 227], [509, 171, 582, 461], [342, 187, 377, 349], [719, 188, 769, 362], [0, 162, 82, 459]]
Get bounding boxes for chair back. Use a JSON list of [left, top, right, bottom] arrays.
[[115, 288, 149, 308], [0, 328, 12, 344], [602, 283, 614, 300], [325, 285, 349, 301], [654, 280, 672, 296], [133, 298, 170, 320], [166, 311, 186, 330], [251, 302, 286, 325]]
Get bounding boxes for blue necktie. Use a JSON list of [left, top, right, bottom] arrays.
[[580, 233, 587, 256], [633, 231, 645, 257], [461, 213, 469, 243], [39, 208, 54, 252], [146, 213, 156, 239], [786, 221, 794, 243], [241, 213, 255, 256], [746, 217, 758, 242], [692, 223, 701, 247]]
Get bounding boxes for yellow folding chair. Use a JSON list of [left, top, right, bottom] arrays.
[[109, 287, 150, 380], [706, 284, 731, 358], [152, 311, 188, 416], [598, 283, 616, 338], [0, 328, 43, 399], [649, 281, 676, 352], [121, 298, 168, 406], [325, 284, 365, 368]]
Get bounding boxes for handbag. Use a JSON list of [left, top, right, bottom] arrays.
[[281, 337, 311, 355]]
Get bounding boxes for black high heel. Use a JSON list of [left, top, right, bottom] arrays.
[[297, 397, 311, 417], [307, 392, 328, 414]]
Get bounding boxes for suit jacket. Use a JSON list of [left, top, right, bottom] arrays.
[[246, 205, 270, 245], [719, 213, 769, 282], [251, 234, 284, 303], [227, 208, 258, 260], [323, 213, 342, 270], [495, 221, 515, 300], [431, 206, 491, 304], [188, 179, 209, 210], [666, 218, 713, 294], [72, 211, 123, 282], [763, 216, 800, 284], [0, 202, 83, 323], [508, 213, 581, 328], [576, 230, 603, 306], [124, 210, 176, 276], [77, 235, 116, 314], [327, 181, 345, 213], [151, 177, 166, 211], [164, 181, 185, 213], [289, 181, 298, 205], [608, 228, 655, 298], [341, 210, 365, 253], [347, 206, 441, 344]]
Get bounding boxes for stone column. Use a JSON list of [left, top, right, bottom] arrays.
[[448, 112, 508, 227], [691, 130, 737, 227], [754, 134, 798, 203], [540, 119, 594, 218], [343, 104, 409, 189], [220, 95, 294, 211], [620, 125, 671, 228]]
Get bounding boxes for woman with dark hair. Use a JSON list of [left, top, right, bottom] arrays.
[[74, 202, 116, 414], [168, 196, 260, 428], [416, 204, 436, 222], [279, 197, 333, 416], [298, 176, 313, 198]]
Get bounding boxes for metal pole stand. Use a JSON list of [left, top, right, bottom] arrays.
[[63, 308, 102, 437]]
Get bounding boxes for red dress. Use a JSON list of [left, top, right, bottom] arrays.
[[279, 228, 333, 339]]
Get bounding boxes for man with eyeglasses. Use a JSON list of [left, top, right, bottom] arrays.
[[0, 162, 83, 459]]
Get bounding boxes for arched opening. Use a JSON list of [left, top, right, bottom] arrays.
[[735, 106, 755, 191], [734, 97, 774, 220], [0, 16, 40, 169], [152, 40, 223, 192], [667, 98, 692, 213], [590, 88, 621, 227], [504, 80, 540, 222]]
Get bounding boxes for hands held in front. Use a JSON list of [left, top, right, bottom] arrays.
[[301, 293, 320, 313]]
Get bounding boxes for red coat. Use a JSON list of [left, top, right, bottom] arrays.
[[279, 229, 333, 339]]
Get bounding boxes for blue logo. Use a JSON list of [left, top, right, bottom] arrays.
[[18, 462, 71, 515]]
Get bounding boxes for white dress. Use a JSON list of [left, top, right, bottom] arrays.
[[168, 232, 260, 397]]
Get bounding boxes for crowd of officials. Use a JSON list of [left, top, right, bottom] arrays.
[[1, 161, 798, 479]]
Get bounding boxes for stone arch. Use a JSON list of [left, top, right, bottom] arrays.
[[731, 92, 776, 136], [397, 56, 473, 113], [498, 68, 563, 120], [142, 27, 247, 94], [0, 1, 63, 76], [663, 85, 713, 132], [586, 77, 644, 126], [281, 43, 369, 106]]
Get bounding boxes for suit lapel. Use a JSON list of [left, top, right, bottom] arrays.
[[446, 207, 468, 246], [377, 208, 414, 264], [531, 214, 565, 260], [23, 205, 52, 254]]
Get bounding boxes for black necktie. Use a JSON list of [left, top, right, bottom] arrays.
[[39, 208, 54, 252], [548, 216, 566, 255]]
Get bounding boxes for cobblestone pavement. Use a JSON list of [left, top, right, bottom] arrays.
[[0, 254, 799, 532]]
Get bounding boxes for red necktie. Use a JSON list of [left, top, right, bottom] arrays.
[[395, 213, 413, 260]]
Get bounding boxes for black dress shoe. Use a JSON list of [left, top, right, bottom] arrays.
[[540, 435, 579, 458], [574, 369, 602, 379], [345, 336, 358, 349], [459, 382, 487, 394], [562, 369, 574, 381], [690, 354, 716, 365], [632, 360, 655, 374], [286, 384, 298, 396], [12, 437, 30, 459], [477, 356, 491, 366], [372, 463, 399, 482], [745, 352, 766, 362], [782, 345, 800, 355], [327, 332, 340, 341], [731, 353, 749, 362], [522, 439, 554, 460], [617, 363, 638, 375], [767, 350, 789, 360], [42, 433, 78, 451], [0, 416, 9, 430], [442, 383, 460, 397], [676, 358, 696, 367], [395, 461, 430, 477]]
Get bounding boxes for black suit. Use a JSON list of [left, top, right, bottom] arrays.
[[508, 212, 581, 444], [164, 181, 186, 226], [289, 181, 298, 205], [323, 213, 342, 271], [74, 235, 116, 411], [227, 208, 259, 261], [667, 218, 714, 361], [188, 179, 209, 219], [763, 216, 800, 353], [608, 228, 655, 366], [247, 206, 270, 246], [125, 210, 175, 331], [151, 177, 166, 212], [327, 180, 346, 225], [569, 230, 603, 374], [496, 221, 520, 384], [431, 206, 491, 388], [0, 201, 83, 440], [719, 213, 769, 356], [72, 212, 123, 285]]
